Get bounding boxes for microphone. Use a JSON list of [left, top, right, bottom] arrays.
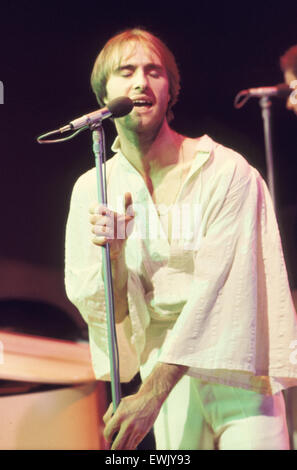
[[234, 83, 291, 109], [59, 96, 134, 133], [246, 83, 291, 98]]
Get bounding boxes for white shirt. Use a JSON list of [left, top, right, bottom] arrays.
[[65, 134, 297, 394]]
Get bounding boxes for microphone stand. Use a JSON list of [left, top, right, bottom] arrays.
[[92, 123, 121, 413], [234, 90, 277, 209], [37, 98, 134, 417], [259, 96, 276, 208], [259, 96, 296, 450]]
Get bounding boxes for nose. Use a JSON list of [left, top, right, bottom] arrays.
[[132, 68, 149, 92]]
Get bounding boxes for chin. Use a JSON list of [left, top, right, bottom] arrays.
[[123, 112, 166, 134], [138, 118, 166, 137]]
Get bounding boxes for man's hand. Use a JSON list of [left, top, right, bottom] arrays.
[[103, 389, 162, 450], [103, 363, 188, 450], [89, 192, 134, 260]]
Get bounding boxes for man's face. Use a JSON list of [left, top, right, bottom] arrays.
[[284, 69, 297, 116], [104, 42, 171, 133]]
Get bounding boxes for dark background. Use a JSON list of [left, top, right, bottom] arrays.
[[0, 0, 296, 330]]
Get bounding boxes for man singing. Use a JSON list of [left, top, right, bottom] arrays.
[[65, 28, 297, 450]]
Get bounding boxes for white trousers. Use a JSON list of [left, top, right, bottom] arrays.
[[153, 375, 290, 450]]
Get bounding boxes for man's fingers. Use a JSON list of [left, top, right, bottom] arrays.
[[110, 420, 134, 450], [124, 192, 134, 218], [89, 195, 134, 249], [103, 402, 114, 424], [89, 203, 112, 216], [104, 416, 121, 444], [92, 236, 108, 246], [92, 225, 114, 238], [124, 192, 132, 211], [110, 423, 142, 450], [111, 429, 129, 450], [89, 214, 112, 226], [119, 430, 142, 450], [103, 404, 119, 444], [89, 203, 104, 215]]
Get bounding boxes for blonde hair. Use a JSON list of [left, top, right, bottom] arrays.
[[91, 28, 180, 122]]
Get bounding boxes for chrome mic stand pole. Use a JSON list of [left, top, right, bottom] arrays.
[[92, 123, 121, 412], [259, 96, 276, 208], [234, 90, 277, 209]]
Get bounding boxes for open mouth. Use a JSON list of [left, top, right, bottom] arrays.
[[132, 99, 153, 108]]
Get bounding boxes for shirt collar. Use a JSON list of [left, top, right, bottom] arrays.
[[111, 136, 121, 153], [111, 134, 213, 155], [111, 134, 213, 176]]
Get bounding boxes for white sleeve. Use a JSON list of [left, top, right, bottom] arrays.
[[64, 172, 140, 382], [159, 168, 297, 388]]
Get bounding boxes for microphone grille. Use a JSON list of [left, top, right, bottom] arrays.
[[276, 83, 291, 98], [107, 96, 134, 117]]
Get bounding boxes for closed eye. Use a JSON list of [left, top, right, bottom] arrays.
[[148, 69, 161, 78], [145, 65, 165, 78], [117, 65, 135, 77], [114, 64, 165, 79]]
